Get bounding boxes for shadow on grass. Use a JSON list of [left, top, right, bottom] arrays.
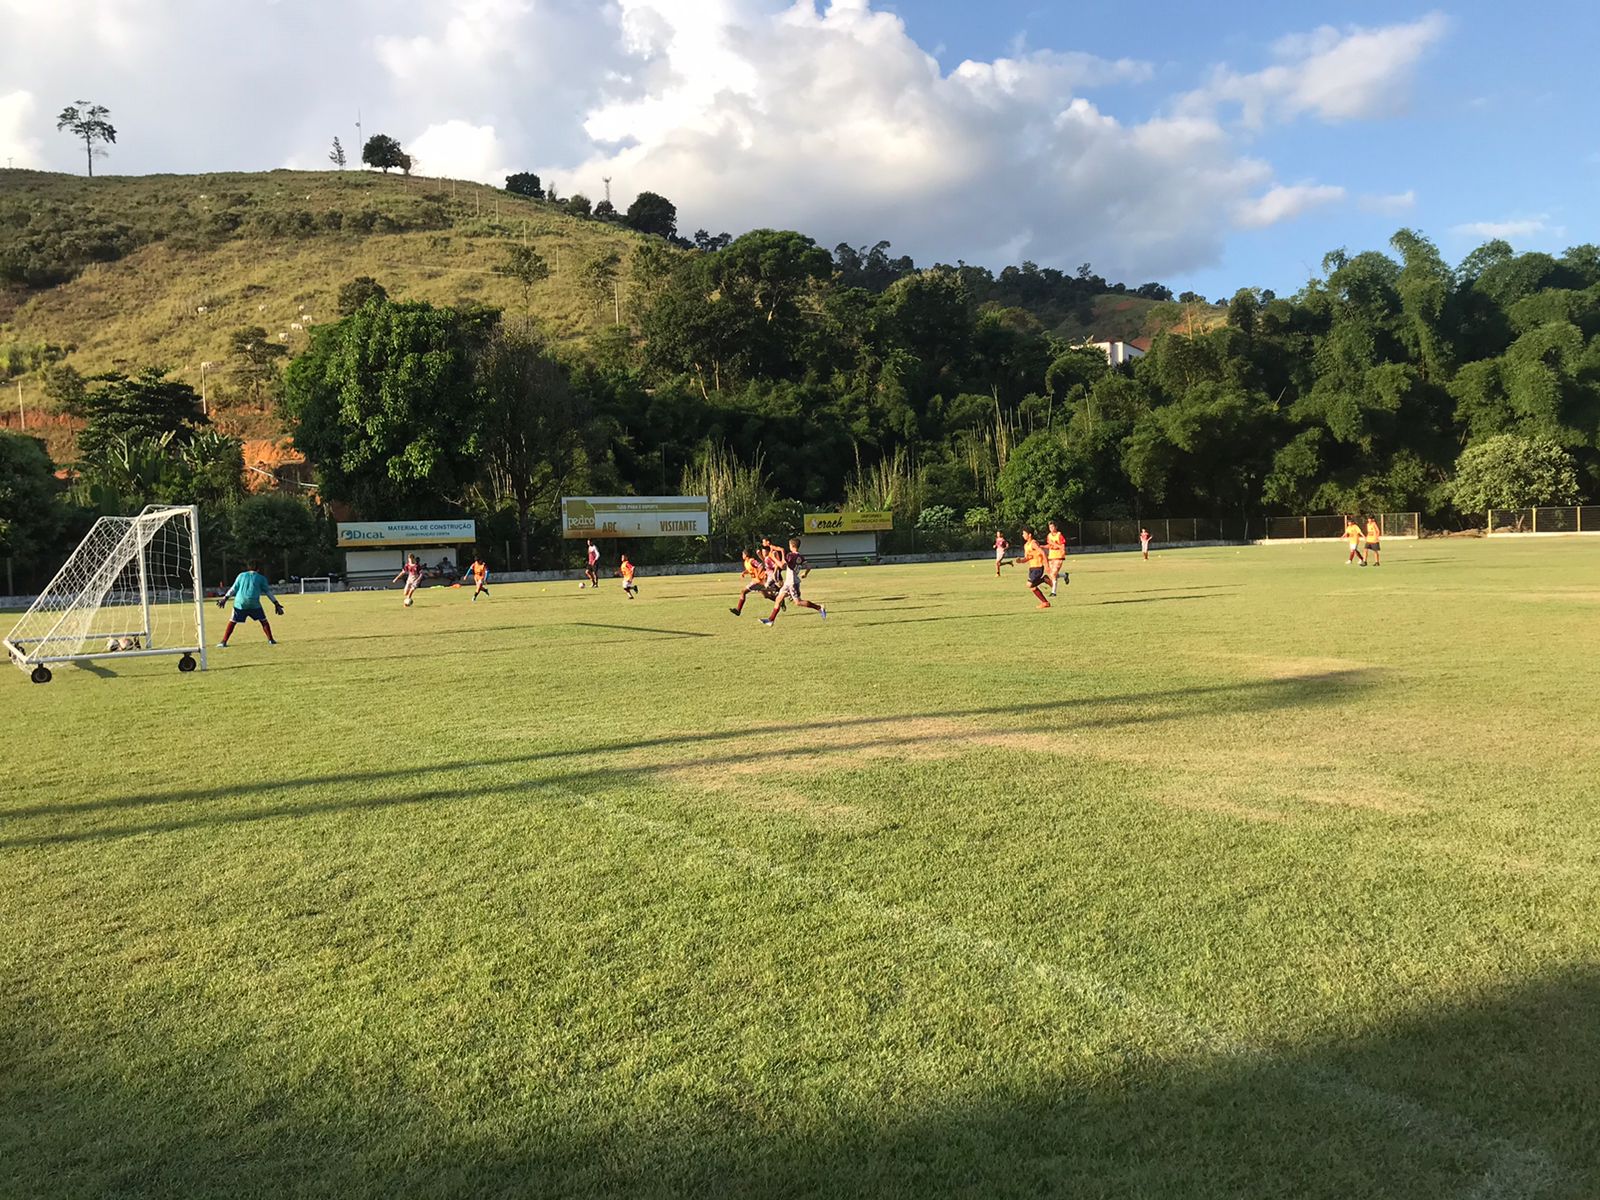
[[569, 621, 714, 639], [2, 671, 1375, 843], [1091, 584, 1236, 598], [1095, 592, 1238, 606], [0, 934, 1593, 1197], [855, 611, 1034, 628]]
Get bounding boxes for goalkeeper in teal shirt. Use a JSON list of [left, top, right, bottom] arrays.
[[217, 561, 283, 647]]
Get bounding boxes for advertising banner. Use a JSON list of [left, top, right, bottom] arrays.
[[561, 496, 710, 539], [803, 511, 893, 534], [336, 519, 476, 547]]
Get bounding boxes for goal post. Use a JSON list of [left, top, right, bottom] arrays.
[[3, 504, 208, 683], [299, 576, 333, 594]]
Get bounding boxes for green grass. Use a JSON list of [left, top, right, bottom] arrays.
[[4, 539, 1600, 1198]]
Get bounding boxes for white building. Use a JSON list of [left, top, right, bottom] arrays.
[[1084, 337, 1151, 366]]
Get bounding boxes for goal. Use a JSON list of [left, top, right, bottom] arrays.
[[299, 576, 333, 594], [3, 504, 207, 684]]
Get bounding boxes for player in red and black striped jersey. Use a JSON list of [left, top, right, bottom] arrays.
[[760, 537, 826, 626]]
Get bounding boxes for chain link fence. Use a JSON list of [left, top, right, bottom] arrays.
[[1258, 513, 1418, 541], [1487, 506, 1600, 535]]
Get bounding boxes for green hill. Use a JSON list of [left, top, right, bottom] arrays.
[[0, 169, 646, 454], [1, 168, 1224, 465], [1049, 293, 1225, 344]]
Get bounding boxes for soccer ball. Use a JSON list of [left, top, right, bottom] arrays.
[[403, 596, 413, 607]]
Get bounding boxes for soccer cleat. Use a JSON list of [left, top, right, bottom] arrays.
[[819, 607, 827, 620], [729, 607, 741, 616], [217, 641, 229, 648], [267, 639, 277, 645], [1037, 601, 1051, 609], [759, 617, 774, 626]]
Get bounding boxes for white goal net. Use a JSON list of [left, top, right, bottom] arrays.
[[3, 504, 207, 683], [299, 576, 333, 594]]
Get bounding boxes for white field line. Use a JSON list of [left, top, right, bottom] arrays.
[[548, 785, 1558, 1200]]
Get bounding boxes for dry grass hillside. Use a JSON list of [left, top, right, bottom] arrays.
[[0, 168, 647, 457]]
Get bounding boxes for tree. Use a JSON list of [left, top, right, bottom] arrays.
[[280, 300, 498, 515], [77, 369, 208, 466], [337, 276, 388, 316], [231, 494, 322, 573], [593, 199, 616, 220], [229, 325, 289, 405], [997, 431, 1084, 529], [580, 251, 621, 323], [505, 172, 543, 199], [1449, 435, 1580, 516], [0, 432, 64, 576], [329, 137, 347, 169], [57, 101, 116, 177], [361, 134, 407, 173], [473, 331, 586, 567], [40, 363, 88, 414], [680, 440, 777, 559], [564, 193, 592, 218], [626, 191, 678, 239], [497, 245, 551, 325]]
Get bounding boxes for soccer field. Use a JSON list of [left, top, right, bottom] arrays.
[[4, 539, 1599, 1199]]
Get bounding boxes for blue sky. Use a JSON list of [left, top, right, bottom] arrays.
[[896, 0, 1596, 296], [1, 0, 1593, 299]]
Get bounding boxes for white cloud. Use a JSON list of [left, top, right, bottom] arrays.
[[0, 2, 1454, 279], [406, 120, 511, 182], [557, 1, 1275, 277], [1359, 189, 1416, 214], [1451, 216, 1556, 240], [1187, 12, 1448, 128], [0, 90, 45, 168], [1235, 183, 1346, 229]]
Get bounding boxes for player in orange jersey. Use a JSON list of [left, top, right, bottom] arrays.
[[760, 536, 788, 610], [1365, 516, 1382, 566], [465, 553, 490, 601], [1014, 529, 1051, 609], [1344, 517, 1366, 566], [1045, 521, 1069, 595], [730, 549, 771, 616], [619, 554, 639, 599]]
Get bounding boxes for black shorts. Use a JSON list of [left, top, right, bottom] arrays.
[[1367, 542, 1379, 552], [1027, 567, 1045, 587], [232, 604, 267, 623]]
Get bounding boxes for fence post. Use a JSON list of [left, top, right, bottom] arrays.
[[1580, 507, 1584, 534]]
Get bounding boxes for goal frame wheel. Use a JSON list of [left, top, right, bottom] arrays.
[[30, 665, 52, 684], [178, 653, 197, 673]]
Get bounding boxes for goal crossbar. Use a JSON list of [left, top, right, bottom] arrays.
[[3, 504, 208, 676]]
